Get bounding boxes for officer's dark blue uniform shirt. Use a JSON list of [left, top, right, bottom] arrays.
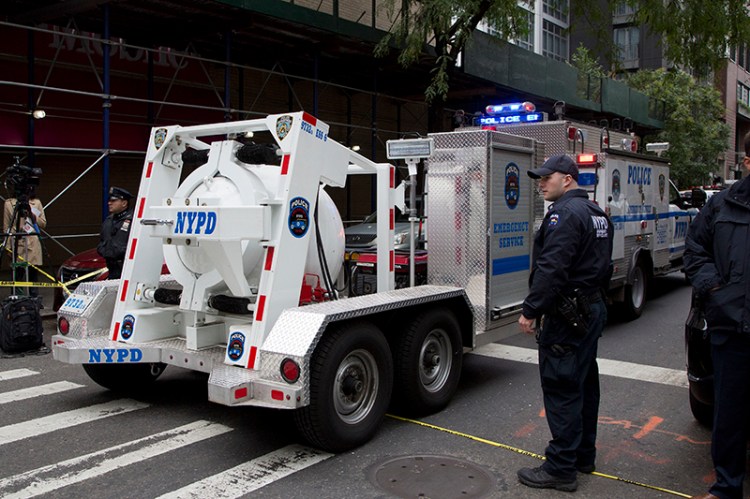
[[522, 189, 613, 319]]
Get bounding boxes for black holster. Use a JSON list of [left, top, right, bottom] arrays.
[[554, 290, 592, 336]]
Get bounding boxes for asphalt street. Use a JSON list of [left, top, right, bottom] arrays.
[[0, 274, 731, 498]]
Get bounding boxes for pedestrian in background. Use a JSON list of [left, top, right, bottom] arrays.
[[517, 154, 613, 492], [3, 187, 46, 296], [97, 186, 133, 280], [684, 132, 750, 499]]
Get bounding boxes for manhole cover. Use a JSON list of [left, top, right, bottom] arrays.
[[367, 455, 495, 498]]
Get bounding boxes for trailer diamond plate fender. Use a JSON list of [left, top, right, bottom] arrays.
[[251, 285, 473, 407]]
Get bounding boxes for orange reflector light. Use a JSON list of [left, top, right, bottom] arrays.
[[234, 387, 248, 400], [577, 153, 598, 164], [280, 358, 300, 383], [58, 317, 69, 335], [271, 390, 284, 401]]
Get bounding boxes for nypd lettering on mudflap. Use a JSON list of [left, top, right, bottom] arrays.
[[88, 348, 143, 363], [288, 197, 310, 238], [174, 211, 217, 235]]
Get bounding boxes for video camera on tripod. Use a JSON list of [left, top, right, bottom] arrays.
[[0, 157, 45, 353], [5, 156, 42, 203]]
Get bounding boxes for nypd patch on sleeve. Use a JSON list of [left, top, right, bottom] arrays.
[[591, 215, 609, 238], [548, 213, 560, 227]]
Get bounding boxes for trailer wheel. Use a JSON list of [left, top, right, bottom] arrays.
[[391, 308, 463, 416], [294, 321, 393, 453], [623, 262, 647, 319], [83, 363, 167, 392]]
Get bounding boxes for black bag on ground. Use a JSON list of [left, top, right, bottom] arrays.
[[0, 295, 43, 353]]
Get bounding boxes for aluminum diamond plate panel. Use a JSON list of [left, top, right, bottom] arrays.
[[425, 130, 539, 335], [259, 285, 471, 404]]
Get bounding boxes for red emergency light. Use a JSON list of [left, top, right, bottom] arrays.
[[576, 153, 598, 164]]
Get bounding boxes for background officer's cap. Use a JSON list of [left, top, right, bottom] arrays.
[[109, 186, 133, 201], [528, 154, 579, 181]]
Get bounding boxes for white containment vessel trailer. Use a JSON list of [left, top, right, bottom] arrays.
[[52, 114, 542, 452]]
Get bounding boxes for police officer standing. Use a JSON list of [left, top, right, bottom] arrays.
[[684, 132, 750, 499], [97, 186, 133, 280], [517, 155, 613, 492]]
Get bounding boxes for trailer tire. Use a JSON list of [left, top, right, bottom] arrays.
[[294, 321, 393, 453], [83, 362, 167, 392], [391, 308, 463, 417], [623, 262, 648, 319]]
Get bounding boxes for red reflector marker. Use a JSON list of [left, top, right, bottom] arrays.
[[58, 317, 69, 335], [271, 390, 284, 401], [234, 387, 248, 400], [280, 358, 300, 383]]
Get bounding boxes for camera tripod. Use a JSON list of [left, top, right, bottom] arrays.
[[0, 191, 44, 297]]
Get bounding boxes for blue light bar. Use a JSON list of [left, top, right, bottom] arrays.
[[485, 101, 536, 115]]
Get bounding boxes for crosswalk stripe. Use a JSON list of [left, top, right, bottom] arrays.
[[0, 369, 39, 381], [0, 399, 149, 446], [0, 381, 85, 405], [0, 420, 233, 499], [474, 344, 688, 388], [157, 444, 333, 499]]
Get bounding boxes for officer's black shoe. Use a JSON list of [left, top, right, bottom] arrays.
[[517, 466, 578, 492], [576, 463, 596, 474]]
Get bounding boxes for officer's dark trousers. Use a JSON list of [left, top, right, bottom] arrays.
[[537, 300, 606, 479], [709, 333, 750, 499]]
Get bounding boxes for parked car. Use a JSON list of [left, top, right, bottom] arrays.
[[54, 248, 109, 310], [345, 210, 425, 254], [54, 248, 169, 310], [685, 291, 713, 427]]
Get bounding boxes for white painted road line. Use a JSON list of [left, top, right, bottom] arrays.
[[0, 381, 85, 405], [0, 420, 233, 499], [0, 369, 39, 382], [474, 344, 689, 388], [0, 399, 149, 446], [157, 444, 333, 499]]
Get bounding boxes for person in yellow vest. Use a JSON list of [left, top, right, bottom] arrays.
[[3, 187, 46, 296]]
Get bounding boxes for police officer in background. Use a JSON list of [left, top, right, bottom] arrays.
[[517, 155, 613, 492], [97, 186, 133, 280]]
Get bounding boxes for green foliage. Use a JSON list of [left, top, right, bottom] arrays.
[[569, 44, 606, 102], [627, 69, 730, 187], [377, 0, 750, 102], [375, 0, 529, 102]]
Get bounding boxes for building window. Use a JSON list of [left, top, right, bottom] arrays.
[[738, 82, 750, 107], [515, 10, 535, 51], [543, 0, 568, 23], [543, 19, 568, 61], [614, 26, 640, 63], [613, 1, 637, 17]]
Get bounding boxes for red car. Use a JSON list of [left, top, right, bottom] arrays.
[[54, 248, 168, 310]]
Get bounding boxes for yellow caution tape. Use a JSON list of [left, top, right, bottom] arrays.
[[387, 414, 691, 498], [1, 246, 107, 294]]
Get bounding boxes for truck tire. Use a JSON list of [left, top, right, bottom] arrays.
[[294, 321, 393, 453], [689, 390, 713, 428], [623, 262, 647, 319], [83, 362, 166, 392], [391, 308, 463, 416]]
